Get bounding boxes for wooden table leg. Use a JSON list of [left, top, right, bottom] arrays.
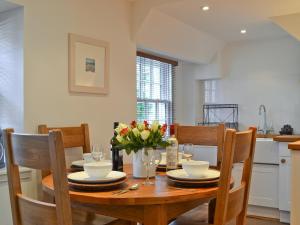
[[208, 198, 216, 224], [143, 205, 168, 225]]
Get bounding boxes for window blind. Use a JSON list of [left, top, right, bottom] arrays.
[[136, 53, 176, 127]]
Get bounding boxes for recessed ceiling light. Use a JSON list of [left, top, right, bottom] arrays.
[[240, 29, 247, 34], [202, 6, 210, 11]]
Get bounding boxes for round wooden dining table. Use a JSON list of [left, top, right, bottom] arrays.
[[42, 165, 220, 225]]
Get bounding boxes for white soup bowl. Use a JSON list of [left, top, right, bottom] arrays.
[[83, 161, 112, 178], [181, 160, 209, 178]]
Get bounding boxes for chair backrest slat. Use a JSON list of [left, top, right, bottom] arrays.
[[38, 123, 91, 153], [174, 124, 225, 169], [233, 130, 253, 163], [214, 127, 257, 225], [3, 129, 73, 225], [225, 184, 245, 222], [18, 195, 57, 225], [11, 134, 51, 170]]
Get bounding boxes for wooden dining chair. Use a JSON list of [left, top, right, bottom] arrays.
[[38, 123, 91, 152], [174, 124, 225, 169], [37, 125, 130, 225], [3, 128, 131, 225], [174, 124, 225, 223], [3, 128, 73, 225], [173, 127, 257, 225], [38, 123, 91, 177]]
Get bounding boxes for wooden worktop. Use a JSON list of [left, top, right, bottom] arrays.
[[256, 134, 279, 138], [288, 141, 300, 151], [273, 135, 300, 142]]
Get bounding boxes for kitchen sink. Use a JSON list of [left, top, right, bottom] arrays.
[[254, 138, 279, 165]]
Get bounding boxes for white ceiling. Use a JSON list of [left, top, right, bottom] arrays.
[[0, 1, 21, 13], [158, 0, 300, 42]]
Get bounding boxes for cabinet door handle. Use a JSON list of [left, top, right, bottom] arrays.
[[281, 159, 286, 164]]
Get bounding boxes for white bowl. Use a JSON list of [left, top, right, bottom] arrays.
[[181, 161, 209, 178], [83, 161, 112, 178]]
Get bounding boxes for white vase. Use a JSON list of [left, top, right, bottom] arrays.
[[132, 149, 157, 178]]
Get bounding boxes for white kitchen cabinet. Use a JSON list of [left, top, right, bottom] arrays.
[[278, 142, 291, 223], [232, 163, 279, 208], [192, 140, 290, 222], [279, 156, 291, 211]]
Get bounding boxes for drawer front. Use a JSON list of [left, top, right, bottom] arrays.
[[279, 142, 291, 157]]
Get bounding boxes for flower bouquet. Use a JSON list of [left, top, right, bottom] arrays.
[[113, 120, 169, 155], [113, 120, 169, 181]]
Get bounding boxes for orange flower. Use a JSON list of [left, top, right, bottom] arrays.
[[160, 124, 167, 135], [120, 127, 129, 136]]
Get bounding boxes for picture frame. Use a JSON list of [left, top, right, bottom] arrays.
[[68, 33, 109, 94]]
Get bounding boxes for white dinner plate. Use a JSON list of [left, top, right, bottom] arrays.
[[166, 169, 220, 181], [68, 171, 127, 184], [71, 160, 85, 167]]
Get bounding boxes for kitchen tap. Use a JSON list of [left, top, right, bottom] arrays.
[[258, 104, 268, 134]]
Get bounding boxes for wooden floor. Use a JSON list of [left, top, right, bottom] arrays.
[[171, 216, 286, 225], [72, 205, 287, 225], [170, 205, 287, 225], [245, 217, 286, 225]]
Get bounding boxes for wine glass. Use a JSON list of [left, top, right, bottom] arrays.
[[142, 148, 161, 185], [178, 145, 185, 162], [92, 145, 103, 162]]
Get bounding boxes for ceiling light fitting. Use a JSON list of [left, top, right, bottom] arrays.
[[202, 6, 210, 11]]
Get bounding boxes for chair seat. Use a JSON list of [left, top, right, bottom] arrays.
[[72, 209, 132, 225], [170, 205, 209, 225]]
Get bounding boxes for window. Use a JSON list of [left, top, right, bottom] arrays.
[[136, 52, 176, 126], [204, 80, 217, 103]]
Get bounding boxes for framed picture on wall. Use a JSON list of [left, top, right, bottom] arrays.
[[68, 33, 109, 94]]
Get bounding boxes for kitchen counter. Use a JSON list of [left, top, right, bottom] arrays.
[[273, 135, 300, 142], [288, 141, 300, 150], [256, 134, 279, 138]]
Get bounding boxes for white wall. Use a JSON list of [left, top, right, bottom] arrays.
[[136, 9, 225, 64], [0, 7, 23, 131], [8, 0, 137, 152], [176, 36, 300, 133], [174, 61, 204, 125], [214, 37, 300, 132]]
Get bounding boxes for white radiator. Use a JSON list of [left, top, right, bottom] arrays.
[[0, 168, 37, 225]]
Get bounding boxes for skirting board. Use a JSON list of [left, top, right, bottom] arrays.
[[247, 205, 280, 219], [280, 211, 290, 224], [247, 205, 290, 223]]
